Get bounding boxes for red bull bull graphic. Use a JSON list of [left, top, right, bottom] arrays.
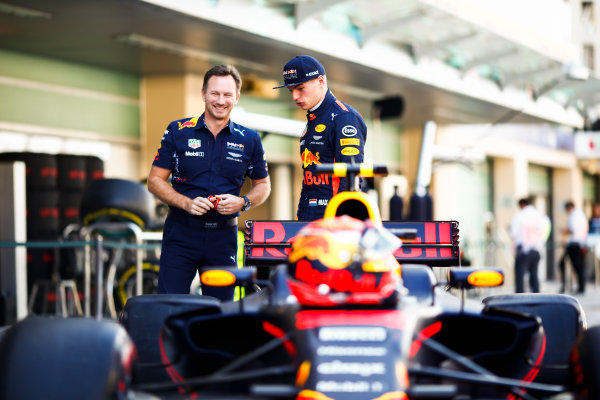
[[178, 117, 199, 130], [302, 148, 321, 168]]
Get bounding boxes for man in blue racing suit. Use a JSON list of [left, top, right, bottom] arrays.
[[274, 55, 367, 221]]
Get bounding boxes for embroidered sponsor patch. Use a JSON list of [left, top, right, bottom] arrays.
[[178, 117, 198, 130], [315, 124, 326, 132], [185, 151, 204, 157], [341, 147, 360, 156], [340, 138, 360, 146], [301, 148, 321, 167], [188, 139, 201, 149], [227, 142, 244, 151], [341, 125, 358, 137], [283, 68, 297, 80]]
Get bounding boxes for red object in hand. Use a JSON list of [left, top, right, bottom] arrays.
[[208, 195, 221, 208]]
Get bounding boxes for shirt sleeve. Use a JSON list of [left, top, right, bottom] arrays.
[[333, 112, 367, 165], [247, 132, 269, 180], [152, 123, 175, 170]]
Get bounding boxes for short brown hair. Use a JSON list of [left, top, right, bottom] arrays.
[[203, 65, 242, 94]]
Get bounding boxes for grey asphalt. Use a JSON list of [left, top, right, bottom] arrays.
[[469, 279, 600, 327]]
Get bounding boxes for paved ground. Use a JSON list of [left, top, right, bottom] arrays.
[[469, 279, 600, 327]]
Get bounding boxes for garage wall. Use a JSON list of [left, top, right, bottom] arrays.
[[0, 49, 142, 180]]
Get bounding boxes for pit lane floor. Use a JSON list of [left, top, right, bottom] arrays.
[[469, 279, 600, 327]]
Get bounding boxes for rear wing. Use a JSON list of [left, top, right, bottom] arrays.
[[244, 220, 459, 267]]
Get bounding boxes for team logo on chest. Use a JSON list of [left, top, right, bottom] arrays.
[[227, 142, 245, 151], [188, 139, 201, 149]]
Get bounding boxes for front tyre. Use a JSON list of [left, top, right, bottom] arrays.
[[570, 325, 600, 399]]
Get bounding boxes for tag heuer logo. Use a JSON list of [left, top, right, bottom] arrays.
[[188, 139, 201, 149]]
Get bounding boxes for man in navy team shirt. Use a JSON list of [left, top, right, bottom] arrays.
[[148, 64, 270, 300]]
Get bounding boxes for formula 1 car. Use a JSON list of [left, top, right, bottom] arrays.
[[0, 164, 599, 400]]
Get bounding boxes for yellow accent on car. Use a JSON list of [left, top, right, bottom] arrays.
[[200, 270, 236, 287], [332, 163, 347, 176], [295, 360, 311, 387], [467, 270, 504, 287], [296, 389, 334, 400], [323, 191, 382, 225]]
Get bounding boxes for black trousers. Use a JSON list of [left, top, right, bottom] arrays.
[[515, 248, 540, 293], [558, 243, 586, 293]]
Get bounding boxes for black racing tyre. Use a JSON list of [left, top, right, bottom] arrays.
[[115, 262, 160, 310], [0, 152, 58, 189], [570, 325, 600, 399], [57, 154, 87, 190], [482, 293, 586, 385], [119, 294, 221, 384], [85, 155, 105, 187], [80, 178, 156, 231], [0, 316, 136, 400], [59, 188, 84, 232], [27, 188, 60, 238]]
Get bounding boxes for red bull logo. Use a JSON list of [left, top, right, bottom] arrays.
[[301, 148, 321, 168], [303, 171, 329, 186], [178, 117, 198, 130]]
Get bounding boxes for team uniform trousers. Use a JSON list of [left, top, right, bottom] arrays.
[[158, 213, 237, 299], [514, 246, 541, 293], [559, 243, 586, 292]]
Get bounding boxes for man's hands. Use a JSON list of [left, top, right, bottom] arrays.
[[188, 194, 244, 216]]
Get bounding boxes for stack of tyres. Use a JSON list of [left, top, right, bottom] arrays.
[[57, 154, 105, 280], [57, 154, 87, 233], [0, 152, 59, 312], [85, 155, 104, 187]]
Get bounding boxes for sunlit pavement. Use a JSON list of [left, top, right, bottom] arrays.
[[469, 279, 600, 328]]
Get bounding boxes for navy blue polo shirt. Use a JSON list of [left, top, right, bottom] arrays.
[[153, 113, 268, 220]]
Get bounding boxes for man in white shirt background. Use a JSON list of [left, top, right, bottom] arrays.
[[559, 200, 589, 294], [510, 197, 551, 293]]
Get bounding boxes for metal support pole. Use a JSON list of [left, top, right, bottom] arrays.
[[95, 235, 104, 320]]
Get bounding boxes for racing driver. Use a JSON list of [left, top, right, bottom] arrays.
[[274, 55, 367, 221]]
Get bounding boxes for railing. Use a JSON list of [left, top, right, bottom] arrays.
[[0, 223, 162, 320]]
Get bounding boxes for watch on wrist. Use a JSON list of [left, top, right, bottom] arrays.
[[241, 196, 251, 211]]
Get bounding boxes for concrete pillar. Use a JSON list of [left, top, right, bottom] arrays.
[[140, 74, 205, 179], [270, 164, 293, 220], [0, 161, 28, 324]]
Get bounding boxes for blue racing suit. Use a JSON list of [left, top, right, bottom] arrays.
[[297, 89, 367, 221], [152, 114, 268, 300]]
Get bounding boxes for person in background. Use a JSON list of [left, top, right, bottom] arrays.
[[273, 55, 367, 221], [559, 200, 588, 294], [509, 197, 551, 293], [589, 202, 600, 235], [148, 64, 271, 301]]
